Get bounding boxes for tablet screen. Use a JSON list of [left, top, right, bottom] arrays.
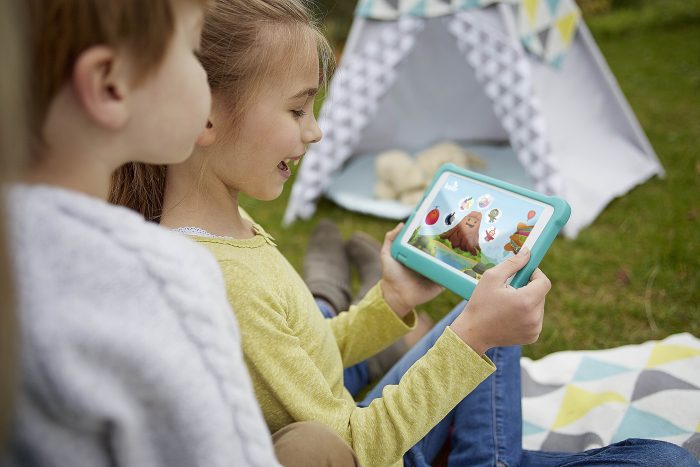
[[400, 171, 554, 284]]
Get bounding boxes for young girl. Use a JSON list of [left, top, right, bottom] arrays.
[[112, 1, 697, 466], [5, 1, 359, 466]]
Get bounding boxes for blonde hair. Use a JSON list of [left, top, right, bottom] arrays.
[[27, 0, 211, 141], [0, 0, 28, 450], [109, 0, 335, 221]]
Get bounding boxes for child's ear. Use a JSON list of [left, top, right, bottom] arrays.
[[196, 119, 217, 147], [72, 46, 130, 129]]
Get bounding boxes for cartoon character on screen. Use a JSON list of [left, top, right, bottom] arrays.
[[459, 197, 473, 211], [504, 223, 534, 254], [484, 227, 496, 242], [424, 206, 440, 225], [440, 211, 482, 256], [487, 208, 500, 223]]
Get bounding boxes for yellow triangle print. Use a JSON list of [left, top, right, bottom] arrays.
[[523, 0, 540, 26], [646, 344, 700, 368], [552, 385, 626, 429], [556, 12, 579, 46]]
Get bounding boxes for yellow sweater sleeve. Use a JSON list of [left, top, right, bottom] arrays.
[[231, 281, 495, 466], [199, 237, 496, 467], [329, 284, 417, 368]]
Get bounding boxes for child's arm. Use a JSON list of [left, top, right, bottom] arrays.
[[234, 285, 495, 467], [326, 224, 443, 365], [327, 283, 417, 367]]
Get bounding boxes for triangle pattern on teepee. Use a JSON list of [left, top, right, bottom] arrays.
[[553, 385, 626, 429], [612, 406, 691, 443], [425, 0, 452, 17], [523, 0, 539, 27], [556, 11, 578, 45], [404, 0, 427, 16], [631, 369, 700, 401], [546, 0, 561, 16], [455, 0, 481, 8], [646, 344, 700, 368], [573, 356, 633, 382], [371, 0, 400, 19]]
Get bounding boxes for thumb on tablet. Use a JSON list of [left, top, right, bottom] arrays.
[[384, 223, 404, 243], [486, 247, 530, 284]]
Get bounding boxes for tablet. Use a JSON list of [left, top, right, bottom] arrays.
[[391, 164, 571, 299]]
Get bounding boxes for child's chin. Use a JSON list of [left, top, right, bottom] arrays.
[[254, 188, 284, 202]]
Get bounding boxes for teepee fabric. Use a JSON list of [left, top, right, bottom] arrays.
[[521, 333, 700, 459], [448, 12, 563, 195], [356, 0, 583, 68], [285, 17, 424, 220], [285, 1, 662, 238], [515, 0, 582, 67]]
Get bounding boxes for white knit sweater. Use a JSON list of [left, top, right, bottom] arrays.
[[4, 185, 280, 467]]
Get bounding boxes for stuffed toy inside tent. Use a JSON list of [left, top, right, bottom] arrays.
[[284, 0, 662, 238]]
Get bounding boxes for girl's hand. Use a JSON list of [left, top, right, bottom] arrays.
[[450, 247, 551, 355], [380, 223, 444, 317]]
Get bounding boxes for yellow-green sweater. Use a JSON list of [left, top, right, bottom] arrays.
[[194, 222, 495, 467]]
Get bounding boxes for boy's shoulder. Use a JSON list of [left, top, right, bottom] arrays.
[[8, 183, 225, 290], [8, 182, 238, 370], [7, 184, 213, 261]]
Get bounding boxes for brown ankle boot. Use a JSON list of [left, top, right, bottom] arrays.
[[303, 219, 352, 313], [345, 232, 382, 304]]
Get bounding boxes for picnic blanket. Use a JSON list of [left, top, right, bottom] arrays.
[[521, 333, 700, 459]]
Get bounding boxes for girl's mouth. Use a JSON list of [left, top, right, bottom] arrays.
[[278, 157, 301, 179], [278, 160, 291, 179]]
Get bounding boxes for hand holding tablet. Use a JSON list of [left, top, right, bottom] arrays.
[[391, 164, 571, 300]]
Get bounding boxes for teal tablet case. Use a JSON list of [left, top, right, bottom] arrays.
[[391, 163, 571, 300]]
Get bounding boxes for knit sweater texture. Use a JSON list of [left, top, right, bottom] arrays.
[[4, 185, 280, 467], [194, 220, 496, 467]]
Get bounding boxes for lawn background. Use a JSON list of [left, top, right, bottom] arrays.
[[240, 0, 699, 360]]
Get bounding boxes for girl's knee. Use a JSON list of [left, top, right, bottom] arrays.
[[621, 439, 698, 466]]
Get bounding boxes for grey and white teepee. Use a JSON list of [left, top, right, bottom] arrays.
[[284, 0, 661, 238]]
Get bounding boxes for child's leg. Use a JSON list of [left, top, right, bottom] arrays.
[[304, 219, 351, 312], [346, 232, 434, 381], [272, 421, 361, 467], [447, 345, 523, 466], [359, 302, 524, 466], [520, 439, 697, 466], [358, 303, 465, 466], [358, 302, 464, 405]]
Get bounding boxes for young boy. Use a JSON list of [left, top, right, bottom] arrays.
[[3, 1, 359, 466]]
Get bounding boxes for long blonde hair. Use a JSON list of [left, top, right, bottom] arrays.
[[0, 0, 29, 450], [109, 0, 335, 221]]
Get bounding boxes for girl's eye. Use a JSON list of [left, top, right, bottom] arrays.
[[291, 109, 307, 119]]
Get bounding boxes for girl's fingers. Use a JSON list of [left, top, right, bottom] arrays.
[[384, 223, 404, 243], [520, 268, 552, 297]]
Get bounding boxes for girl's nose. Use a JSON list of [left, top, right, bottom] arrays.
[[304, 117, 322, 144]]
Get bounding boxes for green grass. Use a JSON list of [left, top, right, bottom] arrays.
[[241, 2, 700, 360]]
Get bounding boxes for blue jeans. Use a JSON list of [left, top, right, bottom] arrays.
[[316, 298, 370, 397], [359, 301, 698, 467]]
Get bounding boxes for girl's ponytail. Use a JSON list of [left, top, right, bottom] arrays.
[[110, 163, 167, 222]]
